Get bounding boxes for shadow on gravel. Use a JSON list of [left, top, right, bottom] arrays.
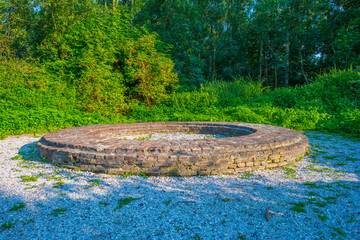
[[0, 138, 359, 239]]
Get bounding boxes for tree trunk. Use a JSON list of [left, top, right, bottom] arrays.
[[209, 55, 212, 80], [275, 66, 278, 88], [284, 32, 290, 88], [332, 46, 337, 70], [265, 51, 268, 84], [212, 44, 216, 81], [259, 40, 263, 80], [299, 46, 309, 85]]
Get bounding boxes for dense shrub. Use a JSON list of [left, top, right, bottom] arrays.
[[127, 69, 360, 137], [1, 59, 359, 138], [37, 5, 178, 115], [0, 59, 128, 138]]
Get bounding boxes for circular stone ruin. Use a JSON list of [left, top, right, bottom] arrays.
[[37, 122, 309, 176]]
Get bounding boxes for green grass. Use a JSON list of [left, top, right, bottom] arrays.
[[20, 219, 34, 225], [99, 201, 109, 207], [303, 181, 332, 189], [1, 220, 15, 230], [18, 175, 39, 182], [134, 134, 153, 140], [49, 208, 67, 217], [140, 171, 149, 178], [84, 178, 101, 189], [47, 175, 64, 181], [238, 233, 247, 240], [335, 182, 352, 189], [307, 165, 333, 173], [164, 199, 172, 206], [122, 171, 134, 179], [9, 203, 25, 211], [317, 213, 329, 221], [331, 227, 347, 237], [240, 172, 252, 179], [289, 202, 307, 213], [53, 181, 65, 188], [114, 197, 141, 210], [220, 198, 231, 202], [345, 157, 358, 162], [11, 155, 23, 160], [283, 166, 296, 178]]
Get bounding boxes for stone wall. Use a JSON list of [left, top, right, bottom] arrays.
[[37, 122, 309, 176]]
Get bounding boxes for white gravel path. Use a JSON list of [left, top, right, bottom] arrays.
[[0, 132, 359, 240]]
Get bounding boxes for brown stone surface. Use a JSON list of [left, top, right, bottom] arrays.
[[37, 122, 309, 176]]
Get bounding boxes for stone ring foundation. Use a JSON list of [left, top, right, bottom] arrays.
[[37, 122, 309, 176]]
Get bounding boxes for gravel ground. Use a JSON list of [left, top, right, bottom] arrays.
[[0, 131, 359, 240]]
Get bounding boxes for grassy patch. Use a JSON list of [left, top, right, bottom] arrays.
[[335, 182, 351, 189], [9, 203, 25, 211], [303, 181, 332, 189], [47, 175, 64, 181], [140, 171, 148, 179], [114, 197, 141, 210], [289, 202, 307, 213], [345, 157, 358, 162], [11, 155, 23, 160], [84, 178, 101, 189], [53, 181, 65, 188], [317, 213, 329, 221], [18, 175, 39, 182], [1, 220, 16, 230], [163, 199, 172, 206], [334, 162, 347, 166], [283, 166, 296, 178], [122, 171, 134, 179], [134, 134, 153, 140], [307, 191, 320, 197], [174, 225, 185, 231], [220, 198, 231, 202], [20, 219, 34, 225], [307, 164, 333, 173], [49, 208, 67, 217], [331, 227, 347, 237], [240, 172, 252, 179], [99, 201, 109, 207], [238, 233, 247, 240]]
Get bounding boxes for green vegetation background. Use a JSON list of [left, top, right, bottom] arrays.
[[1, 1, 359, 138], [1, 61, 359, 138]]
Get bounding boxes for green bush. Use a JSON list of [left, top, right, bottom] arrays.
[[127, 69, 359, 137], [0, 59, 126, 138], [37, 5, 178, 115]]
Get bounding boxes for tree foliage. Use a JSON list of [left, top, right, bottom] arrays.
[[1, 0, 178, 115], [135, 0, 359, 87]]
